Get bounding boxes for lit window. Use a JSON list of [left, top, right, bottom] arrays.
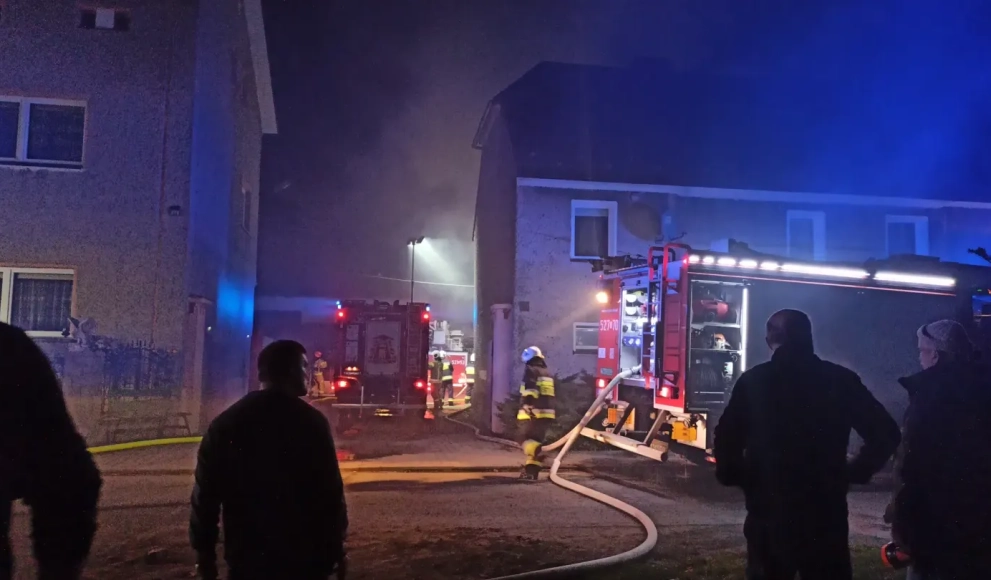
[[0, 268, 75, 335], [0, 98, 86, 168], [571, 200, 618, 260]]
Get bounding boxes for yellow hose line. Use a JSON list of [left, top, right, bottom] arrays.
[[87, 436, 203, 455]]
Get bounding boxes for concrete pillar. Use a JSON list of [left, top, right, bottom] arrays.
[[490, 303, 512, 434], [181, 296, 210, 434]]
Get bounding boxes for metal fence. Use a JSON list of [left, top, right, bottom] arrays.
[[102, 342, 181, 399]]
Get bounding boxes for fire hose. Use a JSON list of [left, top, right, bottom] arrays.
[[445, 366, 658, 579]]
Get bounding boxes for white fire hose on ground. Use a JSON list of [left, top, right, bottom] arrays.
[[445, 366, 658, 579]]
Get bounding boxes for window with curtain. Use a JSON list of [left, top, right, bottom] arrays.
[[10, 273, 73, 333]]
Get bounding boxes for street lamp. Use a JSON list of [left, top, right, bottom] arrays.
[[408, 237, 425, 303]]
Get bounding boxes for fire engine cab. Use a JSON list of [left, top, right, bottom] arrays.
[[591, 242, 989, 462]]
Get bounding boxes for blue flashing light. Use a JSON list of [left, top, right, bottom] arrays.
[[336, 301, 342, 309], [425, 304, 431, 312]]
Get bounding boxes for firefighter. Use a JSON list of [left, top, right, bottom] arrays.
[[440, 353, 455, 406], [309, 350, 328, 397], [517, 346, 555, 481], [431, 352, 454, 407]]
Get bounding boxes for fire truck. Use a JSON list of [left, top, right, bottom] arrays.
[[331, 300, 432, 413], [590, 242, 990, 462]]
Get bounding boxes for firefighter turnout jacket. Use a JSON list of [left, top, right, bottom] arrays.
[[517, 363, 555, 420]]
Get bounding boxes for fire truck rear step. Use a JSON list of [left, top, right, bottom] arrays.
[[580, 408, 673, 462]]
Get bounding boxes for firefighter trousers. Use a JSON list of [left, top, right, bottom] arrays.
[[442, 380, 454, 403], [519, 418, 552, 467]]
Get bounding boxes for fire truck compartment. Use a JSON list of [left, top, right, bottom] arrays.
[[689, 271, 959, 424]]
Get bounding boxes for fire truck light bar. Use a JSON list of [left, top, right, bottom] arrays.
[[874, 272, 956, 288], [687, 254, 956, 289]]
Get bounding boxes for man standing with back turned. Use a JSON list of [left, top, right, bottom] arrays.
[[190, 340, 349, 580], [714, 309, 901, 580]]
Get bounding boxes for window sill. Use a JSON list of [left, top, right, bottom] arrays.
[[0, 160, 84, 171], [26, 331, 71, 340]]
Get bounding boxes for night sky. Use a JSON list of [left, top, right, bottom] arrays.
[[257, 0, 991, 325]]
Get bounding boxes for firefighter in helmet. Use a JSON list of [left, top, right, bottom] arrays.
[[429, 352, 453, 410], [437, 352, 454, 407], [518, 346, 555, 481], [309, 350, 328, 397]]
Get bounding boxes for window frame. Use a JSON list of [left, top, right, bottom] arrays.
[[570, 199, 618, 260], [785, 209, 826, 261], [573, 321, 600, 353], [885, 214, 929, 257], [0, 96, 88, 169], [241, 185, 253, 234], [0, 266, 76, 337]]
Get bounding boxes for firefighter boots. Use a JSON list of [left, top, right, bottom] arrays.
[[518, 463, 541, 481]]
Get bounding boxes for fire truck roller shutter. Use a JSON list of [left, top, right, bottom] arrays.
[[739, 277, 957, 443]]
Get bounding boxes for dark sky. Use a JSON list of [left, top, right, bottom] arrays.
[[257, 0, 991, 325]]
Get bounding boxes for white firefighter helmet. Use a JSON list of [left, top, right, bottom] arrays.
[[521, 346, 544, 363]]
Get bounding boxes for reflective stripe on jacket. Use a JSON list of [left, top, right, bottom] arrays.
[[518, 362, 555, 421]]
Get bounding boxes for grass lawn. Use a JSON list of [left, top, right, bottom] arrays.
[[589, 543, 905, 580]]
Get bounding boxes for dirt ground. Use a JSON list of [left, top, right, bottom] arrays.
[[7, 408, 902, 579]]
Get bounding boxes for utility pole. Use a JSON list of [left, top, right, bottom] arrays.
[[408, 236, 425, 303]]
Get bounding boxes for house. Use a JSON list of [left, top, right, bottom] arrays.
[[471, 61, 991, 433], [0, 0, 277, 441]]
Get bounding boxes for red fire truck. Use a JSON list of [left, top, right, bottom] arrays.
[[332, 300, 432, 412], [592, 242, 989, 462]]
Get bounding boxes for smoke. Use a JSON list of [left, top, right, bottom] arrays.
[[261, 0, 991, 321]]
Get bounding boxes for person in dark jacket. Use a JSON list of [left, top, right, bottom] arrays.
[[517, 346, 555, 481], [0, 322, 102, 580], [713, 309, 901, 580], [888, 320, 991, 580], [190, 340, 349, 580]]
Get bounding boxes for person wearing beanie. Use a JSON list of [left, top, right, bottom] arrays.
[[888, 319, 991, 580], [915, 319, 974, 372]]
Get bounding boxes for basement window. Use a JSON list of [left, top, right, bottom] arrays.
[[79, 7, 131, 31]]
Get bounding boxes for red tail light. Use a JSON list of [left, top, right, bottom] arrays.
[[336, 310, 346, 320], [597, 378, 606, 388], [415, 380, 425, 389], [337, 379, 348, 389], [422, 312, 430, 322]]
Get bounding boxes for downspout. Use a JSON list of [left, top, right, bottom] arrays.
[[150, 9, 178, 346]]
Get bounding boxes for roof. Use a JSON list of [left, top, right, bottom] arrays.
[[244, 0, 277, 134], [476, 62, 991, 202]]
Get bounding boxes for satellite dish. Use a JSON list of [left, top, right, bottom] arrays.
[[621, 200, 662, 241]]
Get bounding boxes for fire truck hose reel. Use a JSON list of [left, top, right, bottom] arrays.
[[448, 367, 658, 579]]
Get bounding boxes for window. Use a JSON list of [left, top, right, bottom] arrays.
[[571, 200, 618, 260], [79, 8, 130, 31], [242, 186, 253, 233], [885, 215, 929, 256], [0, 98, 86, 168], [573, 322, 599, 353], [786, 210, 826, 261], [0, 268, 74, 336]]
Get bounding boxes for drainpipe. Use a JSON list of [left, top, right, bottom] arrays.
[[150, 9, 178, 346]]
